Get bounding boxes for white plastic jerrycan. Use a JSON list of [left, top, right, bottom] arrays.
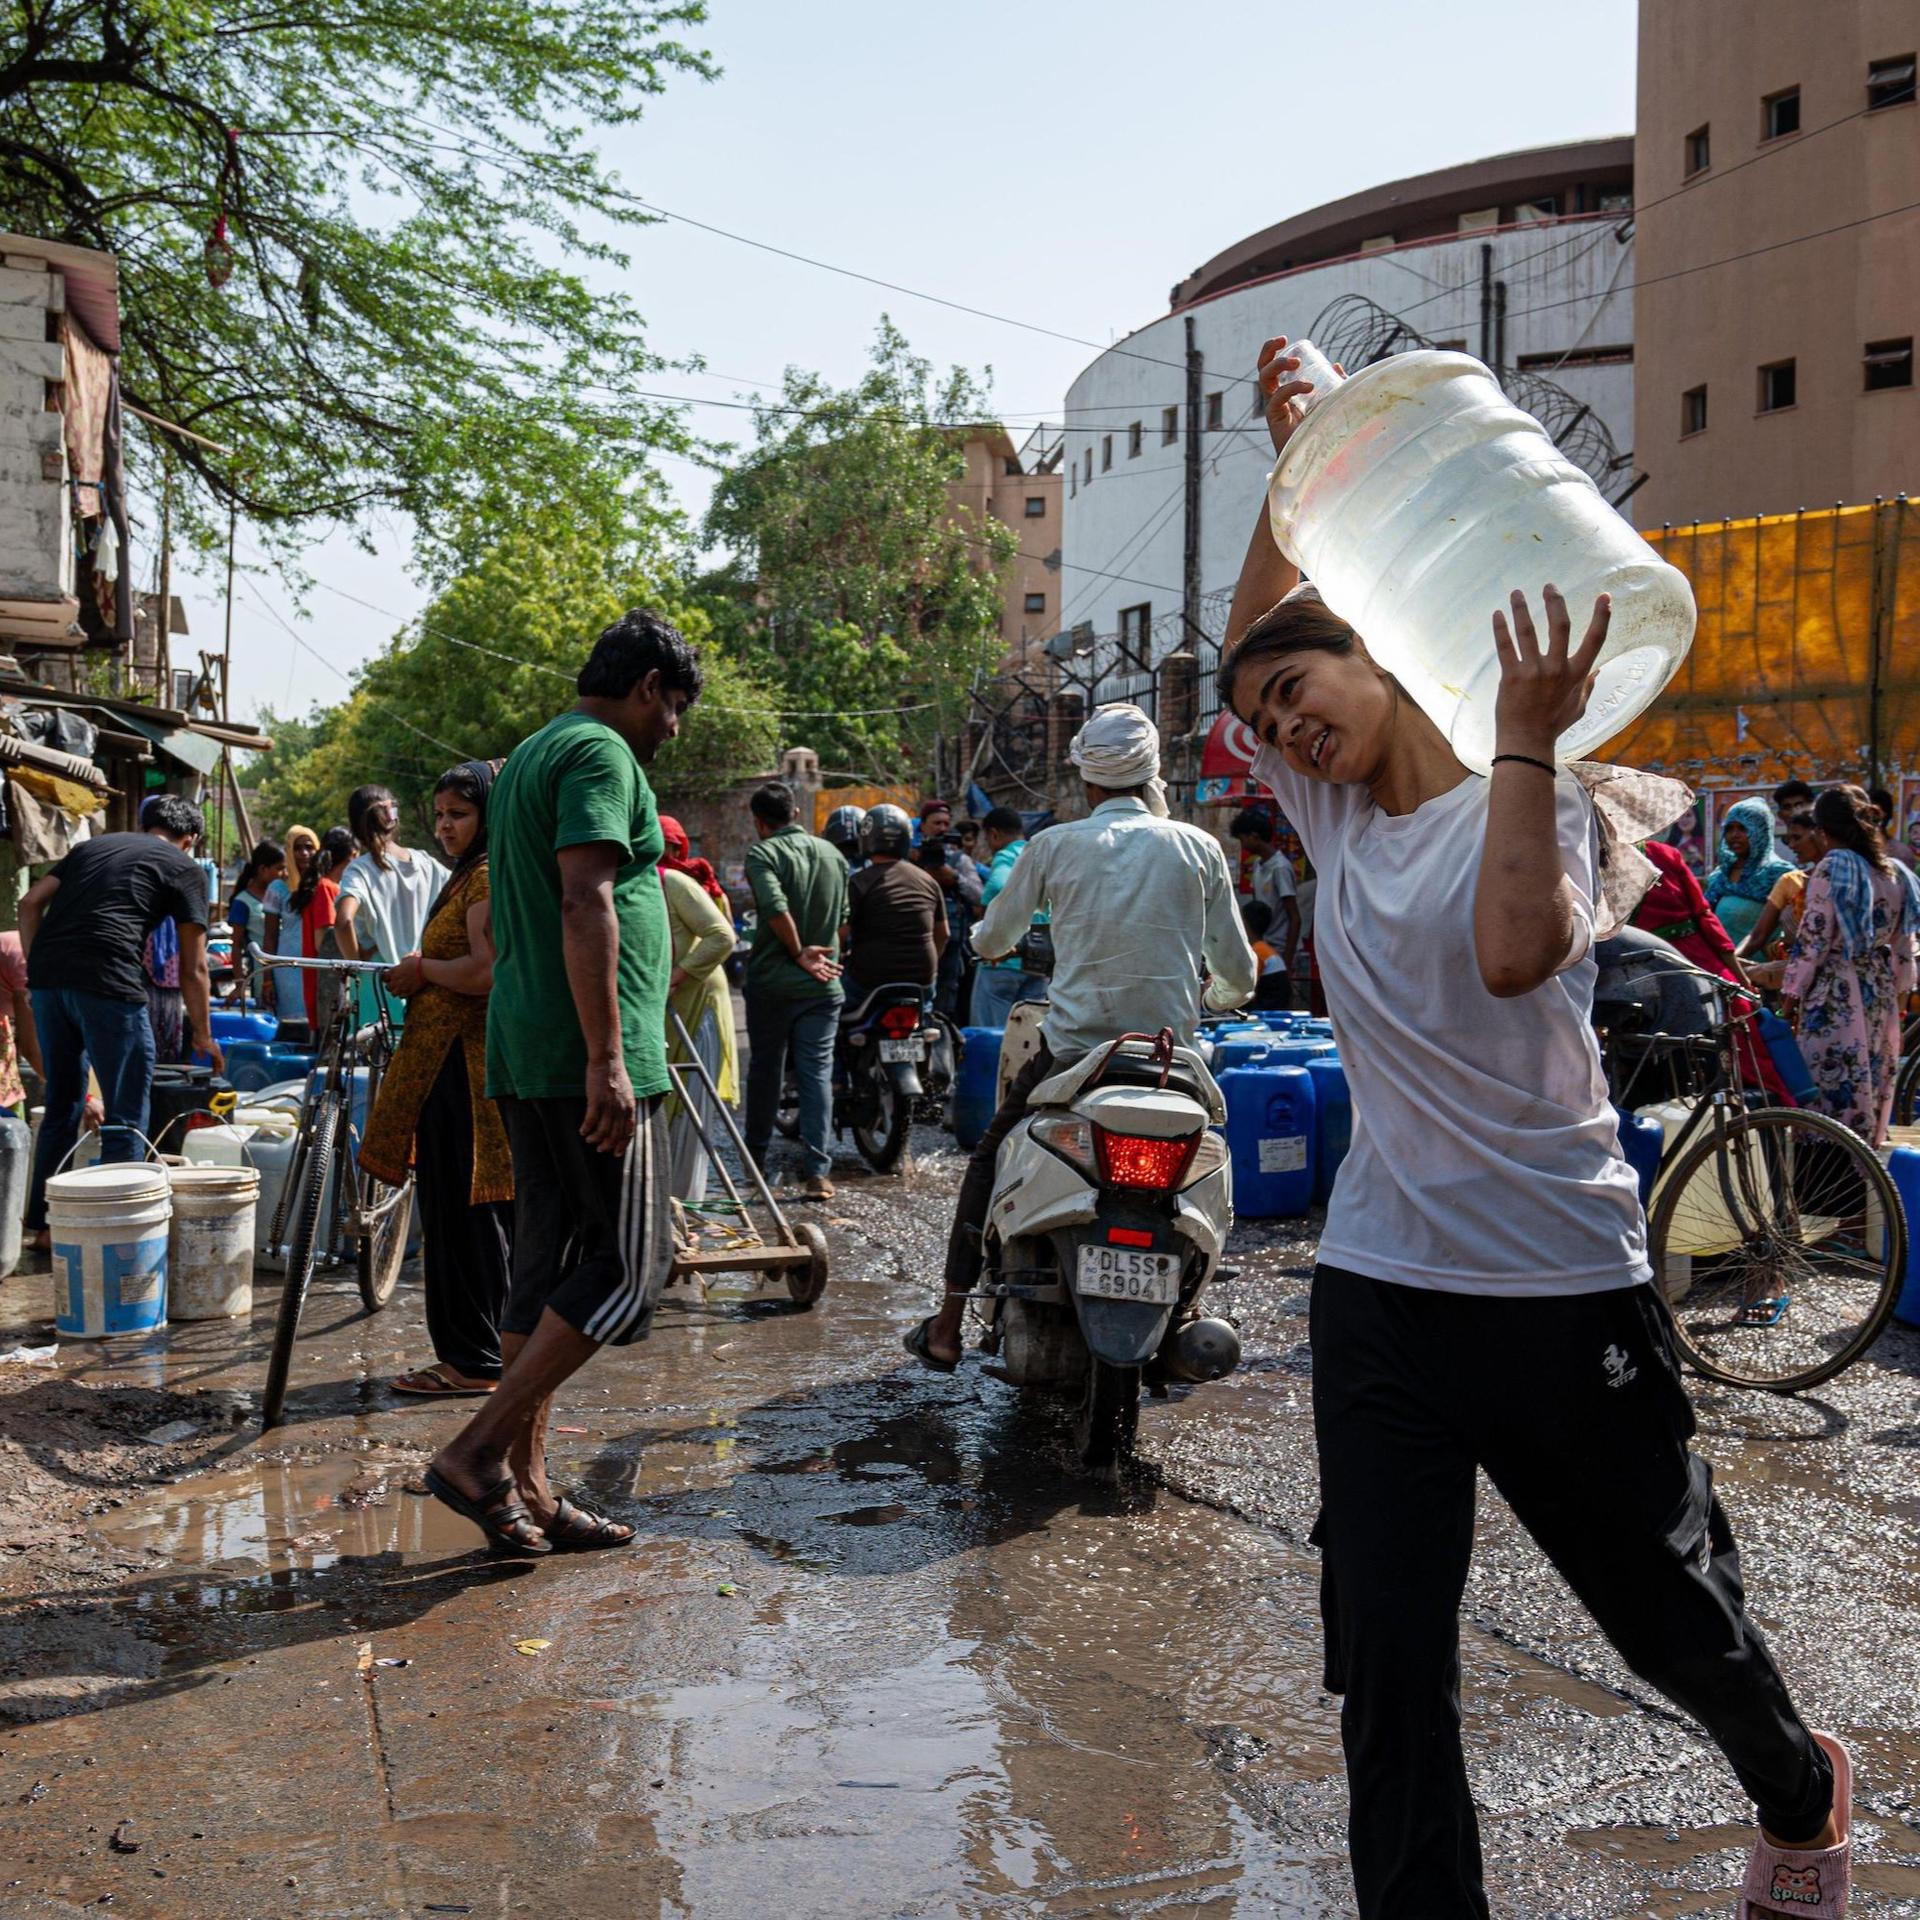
[[1265, 343, 1695, 773]]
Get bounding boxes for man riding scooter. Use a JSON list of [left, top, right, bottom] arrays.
[[905, 704, 1258, 1371]]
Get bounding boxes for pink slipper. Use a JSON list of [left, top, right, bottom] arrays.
[[1737, 1732, 1852, 1917]]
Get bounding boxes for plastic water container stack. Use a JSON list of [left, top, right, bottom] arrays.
[[1266, 341, 1696, 771]]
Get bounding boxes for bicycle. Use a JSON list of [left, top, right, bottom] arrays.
[[256, 954, 415, 1427], [1892, 1013, 1920, 1127], [1597, 945, 1905, 1394]]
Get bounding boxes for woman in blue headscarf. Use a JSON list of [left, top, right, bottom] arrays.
[[1782, 786, 1920, 1145], [1703, 797, 1795, 950]]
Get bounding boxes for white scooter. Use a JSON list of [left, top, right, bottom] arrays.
[[975, 1022, 1241, 1476]]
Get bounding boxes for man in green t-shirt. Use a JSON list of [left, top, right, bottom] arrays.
[[426, 608, 701, 1558], [742, 780, 848, 1200]]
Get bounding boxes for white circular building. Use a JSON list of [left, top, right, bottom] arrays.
[[1055, 139, 1638, 716]]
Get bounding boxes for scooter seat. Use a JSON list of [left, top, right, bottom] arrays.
[[1025, 1037, 1226, 1123]]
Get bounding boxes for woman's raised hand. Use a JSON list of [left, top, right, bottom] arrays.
[[1491, 585, 1610, 758], [1258, 337, 1329, 458]]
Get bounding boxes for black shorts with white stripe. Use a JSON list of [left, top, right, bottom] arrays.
[[498, 1093, 672, 1349]]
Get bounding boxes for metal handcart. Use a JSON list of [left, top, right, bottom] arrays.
[[664, 1010, 829, 1306]]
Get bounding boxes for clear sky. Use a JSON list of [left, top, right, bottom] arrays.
[[191, 0, 1639, 730]]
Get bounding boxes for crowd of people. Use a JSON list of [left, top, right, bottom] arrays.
[[3, 346, 1911, 1917]]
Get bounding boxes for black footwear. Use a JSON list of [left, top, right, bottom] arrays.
[[902, 1316, 959, 1374], [423, 1467, 552, 1557]]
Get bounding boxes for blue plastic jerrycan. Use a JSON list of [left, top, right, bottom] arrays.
[[1221, 1060, 1317, 1219], [1887, 1147, 1920, 1327], [1306, 1055, 1350, 1204], [1613, 1104, 1664, 1207], [952, 1026, 1002, 1151]]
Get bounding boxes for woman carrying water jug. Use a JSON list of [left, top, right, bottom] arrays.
[[1219, 338, 1847, 1920]]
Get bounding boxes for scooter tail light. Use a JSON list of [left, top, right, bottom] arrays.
[[877, 1004, 920, 1037], [1030, 1114, 1095, 1175], [1093, 1127, 1201, 1191]]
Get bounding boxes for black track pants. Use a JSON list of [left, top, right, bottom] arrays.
[[1309, 1265, 1832, 1920]]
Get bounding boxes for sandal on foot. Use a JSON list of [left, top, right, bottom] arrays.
[[1738, 1732, 1852, 1917], [423, 1467, 551, 1558], [903, 1316, 958, 1374], [391, 1365, 496, 1398], [543, 1496, 635, 1552]]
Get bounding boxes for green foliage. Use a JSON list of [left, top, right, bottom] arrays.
[[248, 496, 780, 834], [704, 320, 1017, 780], [1, 0, 713, 568]]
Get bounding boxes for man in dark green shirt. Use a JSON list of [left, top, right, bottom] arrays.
[[427, 608, 701, 1559], [743, 780, 848, 1199]]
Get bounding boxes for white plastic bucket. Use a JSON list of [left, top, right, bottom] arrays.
[[49, 1164, 172, 1339], [166, 1165, 260, 1320]]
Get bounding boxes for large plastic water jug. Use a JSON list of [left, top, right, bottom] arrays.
[[1888, 1148, 1920, 1327], [1306, 1055, 1350, 1204], [1212, 1033, 1283, 1073], [1220, 1061, 1316, 1219], [1265, 344, 1695, 773], [952, 1027, 1002, 1151]]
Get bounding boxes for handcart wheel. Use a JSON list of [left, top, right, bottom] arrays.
[[784, 1221, 830, 1309]]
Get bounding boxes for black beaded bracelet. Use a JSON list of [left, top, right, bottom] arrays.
[[1491, 752, 1556, 777]]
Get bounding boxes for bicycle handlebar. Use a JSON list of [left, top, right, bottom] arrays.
[[259, 954, 396, 974]]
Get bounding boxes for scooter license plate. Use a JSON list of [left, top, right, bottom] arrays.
[[878, 1038, 926, 1063], [1075, 1244, 1180, 1304]]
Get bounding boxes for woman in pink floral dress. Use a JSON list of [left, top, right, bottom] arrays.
[[1781, 787, 1919, 1146]]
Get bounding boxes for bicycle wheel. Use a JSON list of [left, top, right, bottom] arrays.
[[1894, 1046, 1920, 1128], [356, 1168, 413, 1310], [262, 1103, 337, 1429], [1648, 1104, 1905, 1392]]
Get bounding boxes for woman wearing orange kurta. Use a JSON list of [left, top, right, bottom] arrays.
[[361, 762, 512, 1396]]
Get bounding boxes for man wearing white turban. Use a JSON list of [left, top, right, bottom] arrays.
[[905, 703, 1257, 1372]]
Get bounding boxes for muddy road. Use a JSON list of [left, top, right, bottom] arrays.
[[0, 1127, 1917, 1917]]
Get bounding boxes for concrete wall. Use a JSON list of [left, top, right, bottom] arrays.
[[950, 430, 1064, 656], [0, 258, 74, 635], [1634, 0, 1920, 524], [1060, 217, 1636, 649]]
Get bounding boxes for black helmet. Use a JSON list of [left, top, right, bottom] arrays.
[[860, 803, 914, 859], [822, 804, 867, 860]]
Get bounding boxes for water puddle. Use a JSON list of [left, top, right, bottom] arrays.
[[93, 1450, 474, 1602]]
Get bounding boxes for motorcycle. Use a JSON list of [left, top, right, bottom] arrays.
[[975, 1025, 1241, 1477], [779, 983, 958, 1173]]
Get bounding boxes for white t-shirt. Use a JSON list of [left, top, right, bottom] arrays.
[[337, 846, 445, 964], [1252, 746, 1647, 1296], [1251, 848, 1297, 919]]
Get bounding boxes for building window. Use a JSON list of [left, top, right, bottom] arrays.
[[1685, 124, 1711, 176], [1069, 466, 1077, 498], [1864, 337, 1914, 391], [1004, 457, 1021, 477], [1597, 189, 1634, 214], [1515, 195, 1559, 223], [1023, 495, 1046, 517], [1759, 359, 1797, 412], [1682, 385, 1708, 436], [1100, 434, 1113, 471], [1517, 344, 1633, 371], [1205, 391, 1224, 431], [1762, 86, 1801, 139], [1024, 592, 1046, 615], [1118, 603, 1151, 669], [1083, 447, 1092, 483], [1868, 53, 1916, 109], [1162, 405, 1179, 443], [1456, 207, 1499, 233], [1359, 233, 1396, 251], [1128, 420, 1143, 458]]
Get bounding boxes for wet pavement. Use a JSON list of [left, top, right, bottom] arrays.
[[0, 1127, 1916, 1916]]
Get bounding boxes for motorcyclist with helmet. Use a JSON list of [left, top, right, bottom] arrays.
[[843, 804, 947, 1005], [822, 804, 868, 869]]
